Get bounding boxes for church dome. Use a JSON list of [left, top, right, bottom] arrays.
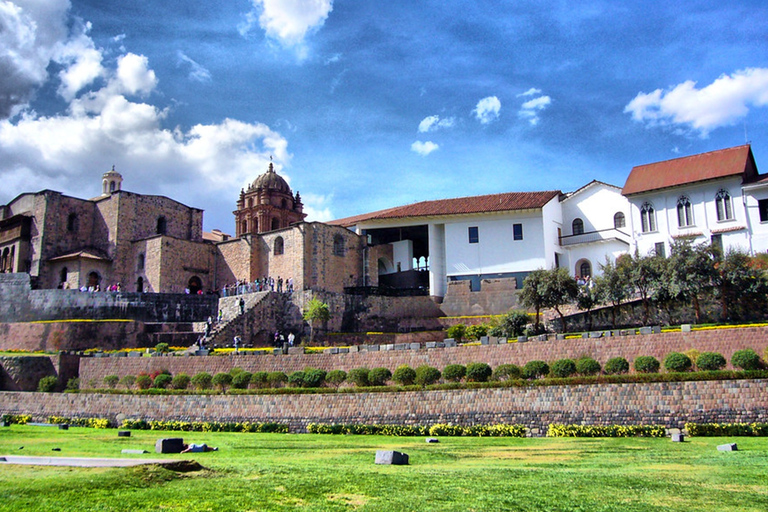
[[250, 163, 291, 194]]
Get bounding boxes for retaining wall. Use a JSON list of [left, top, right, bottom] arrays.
[[2, 379, 767, 434], [79, 326, 768, 385]]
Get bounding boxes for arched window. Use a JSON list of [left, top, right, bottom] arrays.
[[87, 271, 101, 289], [241, 219, 247, 235], [274, 236, 284, 255], [67, 213, 78, 232], [248, 198, 253, 208], [641, 202, 656, 233], [137, 276, 144, 293], [677, 196, 693, 227], [572, 218, 584, 235], [137, 253, 145, 271], [1, 248, 8, 272], [715, 189, 733, 221], [578, 260, 592, 279], [281, 198, 287, 209], [188, 276, 202, 294], [156, 216, 167, 235], [271, 217, 280, 231], [614, 212, 625, 229], [109, 180, 116, 192], [333, 234, 345, 256], [252, 217, 259, 233]]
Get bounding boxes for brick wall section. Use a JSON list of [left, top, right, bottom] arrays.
[[2, 379, 767, 434], [79, 326, 768, 385]]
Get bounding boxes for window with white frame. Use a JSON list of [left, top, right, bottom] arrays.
[[715, 189, 733, 221], [572, 218, 584, 235], [677, 196, 694, 227], [640, 202, 656, 233], [614, 212, 625, 229]]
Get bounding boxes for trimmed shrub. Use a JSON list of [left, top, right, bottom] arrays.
[[325, 369, 347, 388], [604, 357, 630, 375], [288, 371, 307, 387], [732, 349, 762, 370], [392, 365, 416, 386], [369, 367, 392, 386], [446, 324, 466, 342], [575, 357, 601, 376], [37, 375, 57, 392], [442, 364, 466, 382], [522, 360, 549, 380], [153, 373, 173, 389], [696, 352, 726, 371], [171, 373, 191, 390], [414, 365, 441, 386], [348, 368, 371, 387], [634, 356, 660, 374], [664, 352, 692, 373], [190, 372, 213, 390], [466, 362, 492, 382], [465, 324, 489, 341], [547, 424, 666, 438], [65, 377, 80, 391], [119, 375, 136, 389], [154, 342, 170, 354], [231, 371, 253, 389], [266, 371, 288, 388], [251, 371, 269, 388], [492, 364, 521, 381], [103, 375, 119, 389], [212, 372, 233, 391], [136, 374, 153, 390], [550, 359, 577, 378], [302, 368, 327, 388], [684, 349, 701, 369]]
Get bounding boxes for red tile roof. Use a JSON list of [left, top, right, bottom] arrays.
[[330, 190, 561, 227], [622, 145, 757, 196]]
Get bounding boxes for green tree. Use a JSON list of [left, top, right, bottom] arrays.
[[519, 269, 548, 332], [623, 250, 664, 325], [212, 372, 233, 391], [103, 375, 119, 389], [392, 365, 416, 386], [667, 240, 717, 323], [714, 249, 768, 321], [190, 372, 213, 390], [325, 370, 347, 388], [575, 285, 600, 332], [37, 376, 57, 392], [414, 365, 441, 386], [595, 258, 631, 328], [541, 267, 579, 332], [489, 310, 530, 338], [303, 298, 331, 344]]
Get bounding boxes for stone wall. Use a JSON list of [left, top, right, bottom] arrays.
[[0, 354, 79, 391], [2, 379, 767, 434], [78, 326, 768, 385], [440, 277, 519, 316]]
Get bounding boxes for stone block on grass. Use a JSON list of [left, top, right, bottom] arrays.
[[671, 433, 684, 442], [122, 449, 147, 454], [444, 339, 456, 347], [118, 431, 131, 437], [426, 438, 439, 443], [155, 438, 185, 454], [375, 450, 409, 465], [717, 443, 738, 452]]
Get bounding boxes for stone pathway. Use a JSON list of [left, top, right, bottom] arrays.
[[0, 455, 178, 467]]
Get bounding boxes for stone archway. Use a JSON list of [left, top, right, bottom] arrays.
[[188, 276, 203, 294]]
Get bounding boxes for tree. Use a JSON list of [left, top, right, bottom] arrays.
[[714, 249, 768, 321], [667, 240, 717, 323], [303, 298, 331, 344], [489, 310, 530, 338], [623, 250, 664, 325], [519, 269, 548, 332], [595, 258, 631, 328], [540, 267, 579, 332], [575, 285, 600, 331]]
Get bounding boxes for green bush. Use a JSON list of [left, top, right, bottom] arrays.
[[122, 419, 288, 433], [547, 424, 666, 438], [685, 422, 768, 437], [489, 310, 531, 338], [103, 375, 119, 389], [119, 375, 136, 389], [369, 367, 392, 386], [575, 357, 601, 376], [171, 373, 191, 390], [414, 365, 441, 386], [392, 365, 416, 386], [492, 364, 521, 381], [190, 372, 213, 390], [465, 362, 492, 382], [634, 356, 660, 374], [604, 357, 630, 375], [37, 375, 58, 392], [288, 371, 307, 387], [212, 372, 233, 391], [153, 373, 173, 389], [154, 342, 170, 354], [325, 370, 347, 388], [266, 371, 288, 388], [302, 368, 327, 388], [231, 371, 253, 389], [465, 324, 489, 341], [348, 367, 371, 387], [136, 374, 153, 390], [732, 349, 762, 370], [446, 323, 466, 342], [664, 352, 692, 373], [696, 352, 726, 371], [442, 364, 466, 382], [522, 360, 549, 379], [251, 371, 269, 388], [550, 359, 577, 378], [65, 377, 80, 391]]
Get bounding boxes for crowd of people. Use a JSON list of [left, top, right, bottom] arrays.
[[221, 276, 293, 297]]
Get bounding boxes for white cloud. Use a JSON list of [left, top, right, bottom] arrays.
[[411, 140, 439, 156], [472, 96, 501, 124], [518, 95, 552, 126], [177, 51, 212, 83], [624, 68, 768, 137], [518, 88, 541, 97], [241, 0, 333, 54], [418, 115, 455, 133], [300, 192, 334, 222], [115, 53, 157, 96], [54, 21, 104, 101]]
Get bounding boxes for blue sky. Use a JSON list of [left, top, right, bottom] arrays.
[[2, 0, 768, 232]]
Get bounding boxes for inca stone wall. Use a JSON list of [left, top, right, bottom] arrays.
[[78, 326, 768, 385], [2, 379, 767, 435]]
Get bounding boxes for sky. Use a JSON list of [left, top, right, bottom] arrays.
[[2, 0, 768, 233]]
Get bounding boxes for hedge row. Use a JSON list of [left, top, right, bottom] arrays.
[[306, 423, 527, 437], [121, 418, 288, 433], [546, 424, 666, 438], [1, 414, 31, 425], [685, 422, 768, 436], [48, 416, 110, 429]]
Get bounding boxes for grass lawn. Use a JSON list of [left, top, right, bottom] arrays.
[[0, 426, 767, 511]]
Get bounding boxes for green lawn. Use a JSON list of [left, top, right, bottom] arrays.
[[0, 426, 767, 511]]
